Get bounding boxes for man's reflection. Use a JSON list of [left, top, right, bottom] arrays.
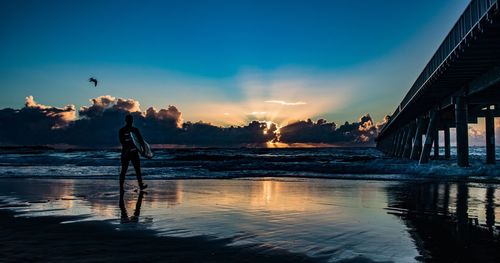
[[119, 191, 145, 223]]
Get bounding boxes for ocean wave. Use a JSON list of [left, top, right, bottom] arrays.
[[0, 147, 499, 181]]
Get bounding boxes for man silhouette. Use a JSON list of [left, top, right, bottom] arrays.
[[119, 114, 147, 191]]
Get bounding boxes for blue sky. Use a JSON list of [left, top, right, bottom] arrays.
[[0, 0, 470, 125]]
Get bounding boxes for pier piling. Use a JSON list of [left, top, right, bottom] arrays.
[[433, 128, 440, 158], [420, 110, 438, 164], [410, 117, 424, 160], [444, 126, 451, 159], [455, 96, 469, 167], [402, 122, 416, 158], [485, 106, 495, 164]]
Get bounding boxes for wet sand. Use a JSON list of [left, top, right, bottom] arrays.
[[0, 209, 320, 263], [1, 178, 500, 262]]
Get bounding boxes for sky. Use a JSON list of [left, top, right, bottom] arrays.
[[0, 0, 471, 127]]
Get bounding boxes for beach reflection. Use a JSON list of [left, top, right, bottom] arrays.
[[148, 180, 183, 207], [386, 182, 500, 262], [0, 179, 416, 261], [1, 178, 500, 262]]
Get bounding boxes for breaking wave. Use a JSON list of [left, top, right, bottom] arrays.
[[0, 146, 499, 182]]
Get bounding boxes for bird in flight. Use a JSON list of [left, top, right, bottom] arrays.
[[89, 77, 98, 87]]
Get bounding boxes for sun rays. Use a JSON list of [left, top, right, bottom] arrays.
[[185, 69, 355, 128]]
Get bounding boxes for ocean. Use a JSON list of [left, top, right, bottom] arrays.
[[0, 146, 499, 180]]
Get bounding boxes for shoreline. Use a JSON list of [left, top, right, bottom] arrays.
[[1, 173, 500, 184]]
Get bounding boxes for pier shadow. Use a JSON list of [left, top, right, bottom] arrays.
[[386, 182, 500, 262]]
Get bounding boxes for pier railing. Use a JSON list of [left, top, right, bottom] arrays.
[[380, 0, 498, 135]]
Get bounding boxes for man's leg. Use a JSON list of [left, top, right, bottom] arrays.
[[130, 152, 144, 187], [120, 153, 130, 189]]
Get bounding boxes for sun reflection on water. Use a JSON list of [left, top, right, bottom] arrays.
[[3, 179, 500, 262]]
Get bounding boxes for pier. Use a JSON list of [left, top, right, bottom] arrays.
[[377, 0, 500, 166]]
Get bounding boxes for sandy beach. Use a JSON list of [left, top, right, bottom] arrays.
[[1, 178, 500, 262]]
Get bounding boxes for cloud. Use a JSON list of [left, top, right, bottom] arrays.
[[376, 115, 390, 131], [115, 98, 141, 112], [278, 114, 383, 145], [66, 96, 182, 146], [24, 95, 76, 128], [0, 95, 385, 147], [265, 100, 307, 106], [177, 120, 276, 145], [0, 96, 77, 145], [249, 111, 267, 115], [145, 106, 183, 128], [462, 119, 500, 146], [469, 126, 484, 138], [79, 95, 141, 118]]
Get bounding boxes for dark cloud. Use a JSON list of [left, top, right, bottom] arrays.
[[25, 95, 76, 128], [0, 96, 76, 145], [279, 114, 384, 145], [0, 96, 384, 147], [177, 121, 276, 145], [66, 96, 181, 146], [79, 95, 140, 119]]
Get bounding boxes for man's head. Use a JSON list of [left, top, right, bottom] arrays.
[[125, 114, 133, 126]]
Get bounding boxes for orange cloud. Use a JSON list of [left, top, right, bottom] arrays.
[[25, 95, 76, 128]]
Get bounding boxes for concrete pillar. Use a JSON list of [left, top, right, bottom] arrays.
[[387, 137, 393, 154], [420, 110, 438, 164], [403, 122, 416, 158], [410, 117, 424, 160], [377, 139, 384, 153], [390, 134, 396, 156], [394, 130, 404, 157], [444, 126, 451, 159], [433, 128, 440, 158], [397, 128, 408, 157], [402, 126, 411, 157], [485, 106, 495, 164], [455, 96, 469, 167], [394, 133, 400, 156], [391, 132, 399, 157], [383, 138, 390, 154]]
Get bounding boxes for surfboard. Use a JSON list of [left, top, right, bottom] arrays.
[[130, 132, 154, 159]]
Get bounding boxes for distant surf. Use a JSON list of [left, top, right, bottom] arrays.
[[0, 147, 499, 182]]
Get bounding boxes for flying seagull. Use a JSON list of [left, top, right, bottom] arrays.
[[89, 77, 98, 87]]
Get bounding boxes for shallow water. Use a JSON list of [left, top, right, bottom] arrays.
[[1, 178, 499, 262]]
